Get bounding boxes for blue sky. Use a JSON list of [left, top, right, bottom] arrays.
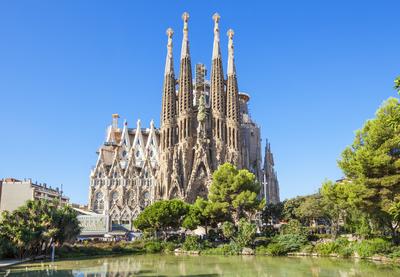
[[0, 1, 398, 204]]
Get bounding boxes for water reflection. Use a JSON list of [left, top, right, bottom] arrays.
[[3, 255, 400, 277]]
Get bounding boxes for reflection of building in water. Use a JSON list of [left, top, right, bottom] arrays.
[[85, 13, 280, 237]]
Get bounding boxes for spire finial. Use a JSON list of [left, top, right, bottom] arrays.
[[213, 13, 220, 27], [227, 28, 234, 39], [212, 13, 221, 60], [182, 12, 190, 23], [227, 29, 236, 75], [181, 12, 190, 59], [164, 28, 174, 75]]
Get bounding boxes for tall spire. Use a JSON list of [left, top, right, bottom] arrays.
[[181, 12, 190, 59], [227, 29, 236, 76], [226, 28, 240, 158], [212, 13, 221, 59], [177, 11, 193, 140], [164, 28, 174, 76], [160, 27, 177, 149], [210, 13, 226, 163]]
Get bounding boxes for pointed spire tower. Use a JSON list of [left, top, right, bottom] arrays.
[[210, 13, 226, 168], [159, 28, 178, 199], [226, 29, 241, 166], [177, 12, 194, 143], [160, 28, 177, 150]]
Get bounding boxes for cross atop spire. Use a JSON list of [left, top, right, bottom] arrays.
[[227, 28, 236, 75], [212, 13, 221, 60], [164, 28, 174, 75]]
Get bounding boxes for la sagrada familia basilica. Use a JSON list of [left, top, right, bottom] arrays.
[[88, 13, 280, 228]]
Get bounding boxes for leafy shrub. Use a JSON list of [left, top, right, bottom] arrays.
[[354, 238, 392, 258], [144, 241, 162, 253], [314, 242, 337, 255], [389, 246, 400, 258], [274, 234, 307, 253], [255, 245, 269, 255], [266, 243, 287, 256], [221, 222, 236, 240], [202, 243, 240, 255], [300, 244, 314, 254], [182, 235, 202, 251], [161, 241, 177, 252], [236, 219, 257, 247]]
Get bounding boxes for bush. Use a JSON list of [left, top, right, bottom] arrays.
[[266, 243, 287, 256], [255, 245, 269, 255], [274, 234, 307, 253], [236, 219, 257, 248], [314, 242, 337, 255], [202, 243, 240, 255], [161, 241, 177, 252], [300, 244, 314, 254], [182, 235, 202, 251], [144, 241, 162, 253], [389, 246, 400, 258], [354, 238, 392, 258]]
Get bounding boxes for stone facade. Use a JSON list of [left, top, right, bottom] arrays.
[[88, 13, 280, 228]]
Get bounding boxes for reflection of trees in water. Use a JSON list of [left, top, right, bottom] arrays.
[[6, 255, 400, 276]]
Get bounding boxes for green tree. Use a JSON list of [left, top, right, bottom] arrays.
[[282, 196, 305, 222], [208, 163, 265, 223], [395, 76, 400, 95], [262, 202, 283, 225], [0, 200, 80, 259], [182, 197, 229, 234], [133, 199, 189, 239], [295, 194, 327, 227], [338, 97, 400, 242]]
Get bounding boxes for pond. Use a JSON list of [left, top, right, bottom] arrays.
[[3, 254, 400, 276]]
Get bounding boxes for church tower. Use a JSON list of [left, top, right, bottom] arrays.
[[159, 28, 177, 199], [210, 13, 227, 169], [225, 29, 241, 165], [175, 12, 195, 198]]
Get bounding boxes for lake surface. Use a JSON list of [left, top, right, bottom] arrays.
[[2, 254, 400, 276]]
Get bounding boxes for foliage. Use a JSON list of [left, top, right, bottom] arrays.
[[161, 241, 178, 252], [221, 221, 236, 240], [273, 234, 308, 253], [314, 241, 337, 255], [201, 243, 241, 255], [144, 240, 162, 253], [235, 219, 257, 248], [209, 163, 265, 222], [354, 238, 393, 258], [182, 197, 229, 233], [182, 235, 203, 251], [0, 200, 81, 259], [280, 219, 308, 237], [338, 97, 400, 241], [395, 76, 400, 95], [262, 202, 283, 225], [133, 199, 189, 237]]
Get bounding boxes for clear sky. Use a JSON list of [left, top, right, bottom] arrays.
[[0, 1, 398, 204]]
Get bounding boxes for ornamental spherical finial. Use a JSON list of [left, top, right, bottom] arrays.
[[212, 13, 220, 23], [227, 29, 235, 39], [166, 28, 174, 38], [182, 12, 190, 22]]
